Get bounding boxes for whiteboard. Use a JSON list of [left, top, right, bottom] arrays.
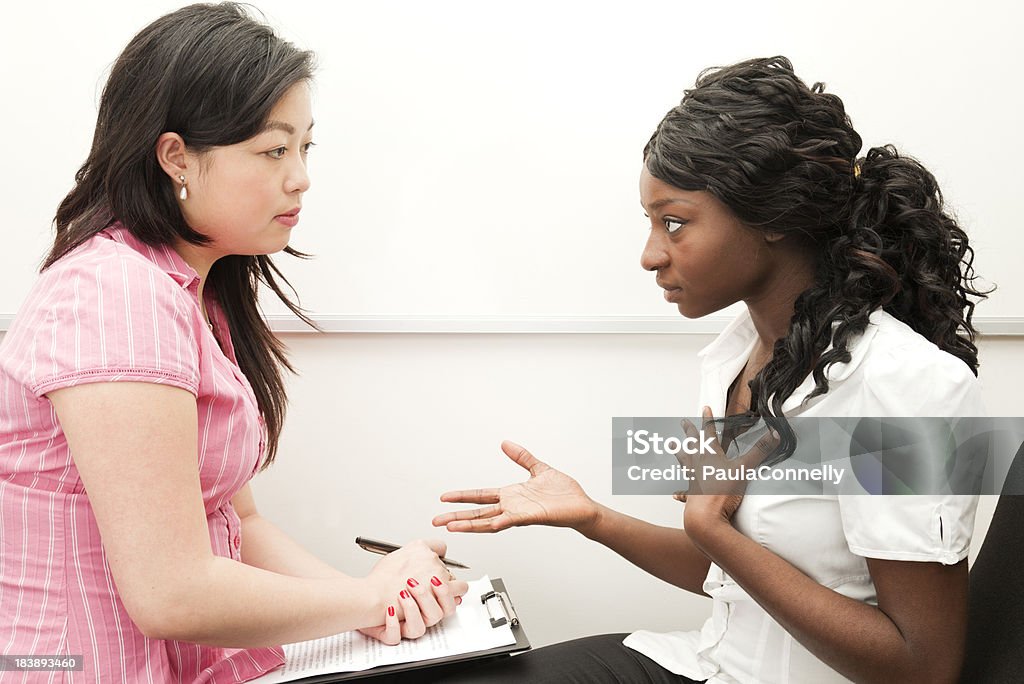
[[3, 0, 1021, 323]]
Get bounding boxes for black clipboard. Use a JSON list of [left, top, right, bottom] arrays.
[[285, 579, 530, 682]]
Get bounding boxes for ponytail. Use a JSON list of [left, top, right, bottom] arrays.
[[844, 145, 985, 372]]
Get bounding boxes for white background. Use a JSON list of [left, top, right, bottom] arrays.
[[1, 0, 1021, 318]]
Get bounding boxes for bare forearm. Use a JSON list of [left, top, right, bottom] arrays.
[[691, 521, 962, 683], [579, 503, 711, 595], [155, 557, 379, 648], [239, 513, 347, 579]]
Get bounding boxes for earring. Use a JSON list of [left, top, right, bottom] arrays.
[[178, 175, 188, 201]]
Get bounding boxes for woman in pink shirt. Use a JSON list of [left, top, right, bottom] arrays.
[[0, 4, 466, 682]]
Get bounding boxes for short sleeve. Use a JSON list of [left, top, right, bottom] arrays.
[[839, 495, 979, 564], [862, 332, 986, 419], [25, 251, 201, 397], [839, 338, 984, 565]]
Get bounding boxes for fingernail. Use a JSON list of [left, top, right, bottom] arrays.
[[455, 596, 462, 605], [407, 578, 419, 588], [387, 605, 395, 617], [400, 590, 409, 599], [430, 576, 442, 587]]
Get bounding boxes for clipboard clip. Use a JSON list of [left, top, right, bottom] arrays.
[[480, 589, 520, 628]]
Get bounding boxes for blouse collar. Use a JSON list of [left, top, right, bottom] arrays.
[[699, 307, 884, 413]]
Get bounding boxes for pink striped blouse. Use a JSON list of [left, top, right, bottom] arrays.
[[0, 225, 285, 682]]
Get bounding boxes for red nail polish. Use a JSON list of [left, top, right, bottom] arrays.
[[407, 578, 419, 588], [400, 590, 409, 599], [430, 576, 442, 587], [387, 605, 395, 617]]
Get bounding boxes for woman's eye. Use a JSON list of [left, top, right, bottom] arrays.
[[664, 218, 686, 234], [266, 146, 287, 159], [302, 141, 316, 154]]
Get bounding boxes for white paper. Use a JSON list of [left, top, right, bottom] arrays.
[[250, 577, 515, 683]]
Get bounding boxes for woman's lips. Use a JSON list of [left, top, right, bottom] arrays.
[[274, 213, 299, 227]]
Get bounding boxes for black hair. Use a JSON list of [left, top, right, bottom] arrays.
[[644, 56, 989, 464], [45, 2, 318, 469]]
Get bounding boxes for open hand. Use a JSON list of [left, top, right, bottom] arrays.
[[432, 441, 599, 533]]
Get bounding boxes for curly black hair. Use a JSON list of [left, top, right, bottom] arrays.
[[643, 56, 989, 464]]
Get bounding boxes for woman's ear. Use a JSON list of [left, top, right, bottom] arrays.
[[763, 231, 786, 244], [155, 132, 190, 182]]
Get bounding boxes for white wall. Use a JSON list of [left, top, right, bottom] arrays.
[[242, 331, 1019, 647], [3, 0, 1024, 320], [0, 325, 1018, 646]]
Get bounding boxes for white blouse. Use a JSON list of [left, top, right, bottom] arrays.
[[623, 308, 984, 684]]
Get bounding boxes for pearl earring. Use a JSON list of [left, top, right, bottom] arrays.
[[178, 175, 188, 201]]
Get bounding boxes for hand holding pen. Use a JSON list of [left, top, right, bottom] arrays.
[[357, 537, 469, 645]]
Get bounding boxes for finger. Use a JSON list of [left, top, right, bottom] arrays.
[[406, 577, 444, 628], [448, 579, 469, 598], [398, 587, 426, 639], [672, 491, 687, 503], [445, 512, 515, 533], [680, 418, 699, 441], [702, 406, 719, 443], [429, 575, 457, 618], [432, 505, 503, 527], [677, 419, 698, 467], [425, 577, 468, 614], [439, 488, 501, 505], [501, 440, 545, 476], [381, 604, 400, 645], [739, 427, 781, 469]]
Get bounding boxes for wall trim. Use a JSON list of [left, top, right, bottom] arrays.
[[4, 314, 1022, 335]]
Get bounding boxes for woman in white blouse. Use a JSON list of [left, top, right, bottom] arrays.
[[428, 56, 988, 684]]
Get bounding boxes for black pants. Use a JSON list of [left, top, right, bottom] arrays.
[[362, 633, 704, 683]]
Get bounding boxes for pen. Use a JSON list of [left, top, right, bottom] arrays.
[[354, 536, 471, 570]]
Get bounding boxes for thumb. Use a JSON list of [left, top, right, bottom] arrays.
[[501, 440, 545, 475]]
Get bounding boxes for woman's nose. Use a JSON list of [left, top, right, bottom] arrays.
[[287, 158, 311, 194], [640, 230, 669, 272]]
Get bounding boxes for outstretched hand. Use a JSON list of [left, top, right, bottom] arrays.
[[432, 441, 599, 534]]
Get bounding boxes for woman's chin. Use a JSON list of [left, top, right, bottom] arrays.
[[674, 300, 723, 320], [674, 301, 703, 319]]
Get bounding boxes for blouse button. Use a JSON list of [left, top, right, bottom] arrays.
[[233, 535, 241, 550]]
